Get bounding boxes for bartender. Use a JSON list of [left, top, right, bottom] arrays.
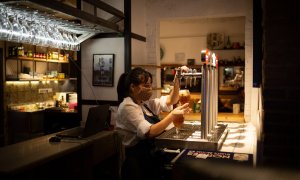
[[116, 67, 190, 180]]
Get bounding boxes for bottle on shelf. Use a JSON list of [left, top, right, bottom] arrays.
[[226, 36, 231, 49]]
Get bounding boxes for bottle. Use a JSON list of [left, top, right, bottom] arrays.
[[193, 100, 197, 113], [195, 100, 201, 113], [226, 36, 231, 49], [8, 46, 13, 56]]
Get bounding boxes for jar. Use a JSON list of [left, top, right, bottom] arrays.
[[18, 46, 24, 56], [27, 50, 33, 57]]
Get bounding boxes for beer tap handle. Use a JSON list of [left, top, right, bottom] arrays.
[[193, 69, 197, 86], [175, 67, 182, 79], [175, 67, 182, 88], [188, 68, 193, 87]]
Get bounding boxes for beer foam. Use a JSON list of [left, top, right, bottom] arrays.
[[179, 89, 189, 96], [172, 109, 184, 115]]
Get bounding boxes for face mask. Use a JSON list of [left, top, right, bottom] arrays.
[[138, 87, 153, 101]]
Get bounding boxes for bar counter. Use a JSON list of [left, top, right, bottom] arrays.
[[0, 128, 121, 179], [160, 112, 245, 123]]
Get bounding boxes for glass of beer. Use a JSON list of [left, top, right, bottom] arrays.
[[172, 110, 184, 138], [178, 89, 191, 105], [173, 89, 190, 138]]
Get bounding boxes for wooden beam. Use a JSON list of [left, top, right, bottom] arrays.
[[82, 0, 124, 19], [28, 0, 120, 32], [131, 33, 146, 42], [124, 0, 131, 72], [92, 32, 123, 39]]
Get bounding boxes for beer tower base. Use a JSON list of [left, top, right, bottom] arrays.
[[155, 123, 228, 151]]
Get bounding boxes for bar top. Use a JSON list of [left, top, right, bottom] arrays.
[[0, 128, 116, 174], [160, 112, 245, 123]]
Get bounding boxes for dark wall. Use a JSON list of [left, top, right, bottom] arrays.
[[262, 0, 300, 168], [0, 48, 4, 147]]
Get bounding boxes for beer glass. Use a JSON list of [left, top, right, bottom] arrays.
[[173, 89, 190, 138], [172, 110, 184, 138], [178, 89, 191, 105]]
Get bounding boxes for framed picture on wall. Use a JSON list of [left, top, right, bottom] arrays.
[[92, 54, 115, 87]]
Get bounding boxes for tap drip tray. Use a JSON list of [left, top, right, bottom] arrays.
[[155, 123, 228, 151]]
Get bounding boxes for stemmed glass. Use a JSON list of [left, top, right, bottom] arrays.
[[178, 89, 191, 105], [172, 110, 184, 138], [71, 33, 80, 51], [173, 89, 191, 138], [18, 15, 30, 43], [0, 3, 82, 51], [9, 12, 24, 42], [0, 5, 12, 41]]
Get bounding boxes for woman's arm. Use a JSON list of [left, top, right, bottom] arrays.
[[166, 77, 180, 106], [147, 103, 189, 138], [166, 66, 189, 106]]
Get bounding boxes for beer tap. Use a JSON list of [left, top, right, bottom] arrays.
[[175, 67, 183, 88], [193, 69, 197, 86], [188, 69, 193, 87], [184, 76, 188, 88]]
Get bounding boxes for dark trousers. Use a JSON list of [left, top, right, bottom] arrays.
[[121, 140, 162, 180]]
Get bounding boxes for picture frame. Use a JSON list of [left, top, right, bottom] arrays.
[[207, 33, 225, 50], [92, 54, 115, 87]]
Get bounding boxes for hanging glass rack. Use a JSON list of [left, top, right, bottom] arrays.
[[0, 0, 123, 51]]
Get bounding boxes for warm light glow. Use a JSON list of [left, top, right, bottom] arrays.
[[212, 53, 216, 66], [6, 81, 30, 85], [30, 81, 39, 85]]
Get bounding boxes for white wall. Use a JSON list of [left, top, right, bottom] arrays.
[[81, 38, 124, 101], [80, 38, 124, 122], [160, 17, 245, 64], [131, 0, 147, 66], [80, 0, 125, 121], [132, 0, 146, 36]]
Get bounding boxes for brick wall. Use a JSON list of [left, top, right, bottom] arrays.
[[262, 0, 300, 168]]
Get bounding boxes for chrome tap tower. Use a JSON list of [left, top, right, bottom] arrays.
[[174, 49, 219, 140], [200, 50, 219, 140], [156, 49, 228, 150]]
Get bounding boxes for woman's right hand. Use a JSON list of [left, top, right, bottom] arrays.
[[172, 103, 190, 116]]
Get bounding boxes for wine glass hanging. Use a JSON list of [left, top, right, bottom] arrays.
[[0, 3, 98, 51]]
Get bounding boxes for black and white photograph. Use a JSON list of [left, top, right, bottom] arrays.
[[92, 54, 114, 86]]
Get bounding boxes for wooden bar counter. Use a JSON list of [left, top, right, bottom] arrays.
[[0, 128, 121, 180], [160, 112, 244, 123]]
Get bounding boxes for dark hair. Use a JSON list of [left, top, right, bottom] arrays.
[[237, 87, 244, 93], [117, 67, 152, 103]]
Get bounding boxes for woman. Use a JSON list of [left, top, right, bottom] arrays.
[[116, 67, 189, 180]]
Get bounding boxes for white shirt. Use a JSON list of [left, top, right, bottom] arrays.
[[116, 96, 173, 147]]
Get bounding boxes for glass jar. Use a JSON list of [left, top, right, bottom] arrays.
[[17, 46, 24, 56]]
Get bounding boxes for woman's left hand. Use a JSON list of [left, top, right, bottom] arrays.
[[180, 66, 189, 72]]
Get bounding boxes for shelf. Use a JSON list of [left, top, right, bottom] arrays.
[[161, 64, 202, 69], [132, 64, 161, 69], [212, 48, 245, 51], [6, 56, 69, 63], [5, 78, 75, 82]]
